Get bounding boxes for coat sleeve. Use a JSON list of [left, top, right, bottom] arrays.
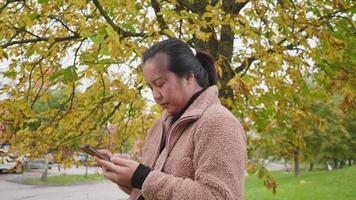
[[117, 184, 132, 195], [140, 110, 247, 200]]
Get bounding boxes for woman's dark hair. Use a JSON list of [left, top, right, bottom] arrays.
[[143, 38, 217, 88]]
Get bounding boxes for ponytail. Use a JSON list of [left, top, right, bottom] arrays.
[[195, 49, 217, 87], [143, 38, 217, 88]]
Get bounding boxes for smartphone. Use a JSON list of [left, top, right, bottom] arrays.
[[79, 144, 110, 161]]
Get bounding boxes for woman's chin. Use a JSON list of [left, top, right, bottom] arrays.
[[162, 104, 170, 111], [162, 105, 178, 114], [164, 107, 174, 114]]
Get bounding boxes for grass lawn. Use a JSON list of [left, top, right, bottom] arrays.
[[15, 173, 106, 186], [245, 165, 356, 200]]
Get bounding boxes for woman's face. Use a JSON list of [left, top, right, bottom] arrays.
[[143, 54, 192, 114]]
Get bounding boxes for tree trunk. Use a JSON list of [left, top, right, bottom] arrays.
[[218, 24, 235, 99], [333, 159, 338, 168], [309, 162, 314, 171], [192, 0, 250, 103], [63, 167, 67, 176], [304, 162, 308, 172], [40, 154, 49, 181], [294, 149, 300, 177], [84, 155, 89, 177], [85, 163, 88, 177]]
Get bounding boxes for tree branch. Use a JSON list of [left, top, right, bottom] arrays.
[[0, 0, 22, 15], [73, 39, 85, 66], [92, 0, 145, 38], [236, 57, 256, 76], [223, 0, 250, 14], [277, 7, 355, 46], [39, 83, 76, 133], [30, 62, 45, 108], [176, 0, 207, 14], [77, 96, 114, 128], [236, 6, 354, 75], [1, 35, 80, 49], [99, 101, 123, 127], [151, 0, 169, 33], [48, 15, 78, 35]]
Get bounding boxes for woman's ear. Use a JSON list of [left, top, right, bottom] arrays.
[[185, 73, 195, 85]]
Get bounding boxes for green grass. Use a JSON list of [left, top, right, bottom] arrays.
[[245, 166, 356, 200], [12, 165, 356, 200], [15, 173, 106, 186]]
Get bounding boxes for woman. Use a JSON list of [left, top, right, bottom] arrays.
[[96, 39, 247, 200]]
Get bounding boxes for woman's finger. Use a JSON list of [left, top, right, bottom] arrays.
[[97, 149, 113, 158], [99, 159, 131, 187], [110, 157, 133, 167], [102, 167, 119, 182], [97, 158, 126, 173], [113, 153, 131, 160]]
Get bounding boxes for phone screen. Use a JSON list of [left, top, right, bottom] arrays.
[[79, 144, 110, 161]]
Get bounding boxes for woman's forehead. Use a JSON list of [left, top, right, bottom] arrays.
[[143, 53, 170, 78], [150, 53, 169, 69]]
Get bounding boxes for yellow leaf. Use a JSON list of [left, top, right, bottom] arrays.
[[215, 64, 223, 78], [48, 36, 55, 44], [206, 5, 214, 11], [163, 29, 175, 38], [195, 31, 211, 41]]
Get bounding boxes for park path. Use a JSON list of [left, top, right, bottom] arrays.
[[0, 166, 129, 200]]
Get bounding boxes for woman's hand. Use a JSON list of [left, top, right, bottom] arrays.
[[96, 150, 140, 188]]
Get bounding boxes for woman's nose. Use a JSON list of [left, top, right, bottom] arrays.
[[153, 88, 162, 102]]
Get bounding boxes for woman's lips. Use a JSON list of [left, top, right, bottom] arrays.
[[160, 103, 168, 108]]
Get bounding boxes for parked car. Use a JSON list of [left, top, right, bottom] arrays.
[[0, 151, 27, 174], [27, 159, 53, 170]]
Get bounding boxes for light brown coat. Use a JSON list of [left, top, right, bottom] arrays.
[[131, 85, 247, 200]]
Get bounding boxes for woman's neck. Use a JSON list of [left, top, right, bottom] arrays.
[[171, 88, 205, 124]]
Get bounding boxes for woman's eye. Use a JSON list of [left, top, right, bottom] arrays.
[[157, 82, 165, 87]]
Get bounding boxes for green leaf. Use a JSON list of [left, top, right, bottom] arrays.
[[90, 34, 105, 44], [80, 30, 94, 38], [26, 48, 35, 57], [50, 70, 63, 81], [28, 12, 39, 19], [94, 64, 106, 73], [38, 0, 49, 4], [63, 65, 78, 84], [101, 43, 110, 56], [3, 70, 17, 80], [122, 23, 136, 33]]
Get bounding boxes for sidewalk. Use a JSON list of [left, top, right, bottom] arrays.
[[47, 164, 103, 176], [0, 165, 130, 200]]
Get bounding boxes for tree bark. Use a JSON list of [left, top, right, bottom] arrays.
[[333, 159, 338, 168], [84, 154, 89, 177], [309, 162, 314, 171], [294, 149, 300, 176], [40, 154, 49, 181], [191, 0, 250, 102], [218, 24, 235, 99]]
